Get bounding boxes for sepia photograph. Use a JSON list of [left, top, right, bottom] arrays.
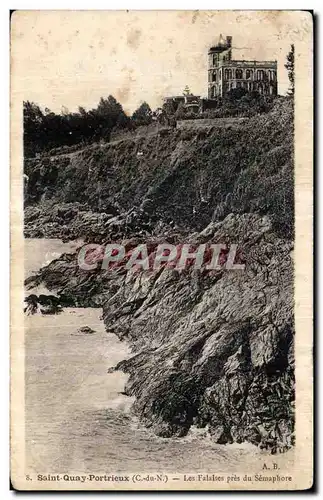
[[10, 10, 313, 491]]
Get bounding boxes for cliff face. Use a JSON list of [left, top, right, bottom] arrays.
[[24, 98, 294, 453], [102, 213, 294, 452]]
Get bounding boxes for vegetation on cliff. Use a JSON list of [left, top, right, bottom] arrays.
[[25, 98, 293, 239], [23, 97, 153, 158]]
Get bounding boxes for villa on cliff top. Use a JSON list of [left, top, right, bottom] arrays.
[[163, 35, 278, 111], [208, 35, 277, 98]]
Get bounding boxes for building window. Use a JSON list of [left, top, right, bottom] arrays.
[[248, 82, 253, 91], [212, 71, 217, 82], [268, 70, 275, 81], [212, 54, 219, 66], [236, 81, 241, 88], [257, 70, 264, 80], [258, 83, 263, 94], [246, 69, 253, 79], [224, 69, 232, 80], [236, 69, 243, 79]]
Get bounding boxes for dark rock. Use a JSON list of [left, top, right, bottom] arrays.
[[78, 326, 96, 334], [24, 293, 63, 315]]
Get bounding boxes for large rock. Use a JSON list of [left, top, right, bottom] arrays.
[[102, 214, 294, 452]]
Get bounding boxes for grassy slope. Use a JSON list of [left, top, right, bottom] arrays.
[[25, 98, 293, 240]]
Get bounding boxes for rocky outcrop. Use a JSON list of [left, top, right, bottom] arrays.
[[25, 213, 294, 452], [24, 293, 72, 315], [102, 214, 294, 452]]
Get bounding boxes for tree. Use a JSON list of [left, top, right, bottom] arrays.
[[226, 87, 248, 102], [78, 106, 87, 117], [23, 101, 45, 156], [285, 44, 295, 96], [131, 102, 153, 126], [23, 95, 130, 157], [96, 95, 128, 126], [162, 99, 177, 117], [61, 105, 70, 116], [174, 101, 186, 119], [23, 101, 44, 125]]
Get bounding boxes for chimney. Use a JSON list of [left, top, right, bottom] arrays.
[[226, 36, 232, 48], [219, 34, 226, 46]]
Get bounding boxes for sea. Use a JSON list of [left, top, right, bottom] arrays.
[[25, 238, 270, 475]]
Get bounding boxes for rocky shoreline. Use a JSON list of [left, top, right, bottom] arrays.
[[25, 213, 294, 453], [24, 100, 295, 453]]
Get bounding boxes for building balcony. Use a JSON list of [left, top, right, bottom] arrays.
[[209, 60, 277, 70], [223, 77, 276, 83], [231, 59, 277, 66]]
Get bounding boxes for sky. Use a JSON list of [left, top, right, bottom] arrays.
[[11, 10, 311, 114]]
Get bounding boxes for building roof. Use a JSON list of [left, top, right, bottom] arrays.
[[163, 95, 201, 101], [209, 34, 231, 53]]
